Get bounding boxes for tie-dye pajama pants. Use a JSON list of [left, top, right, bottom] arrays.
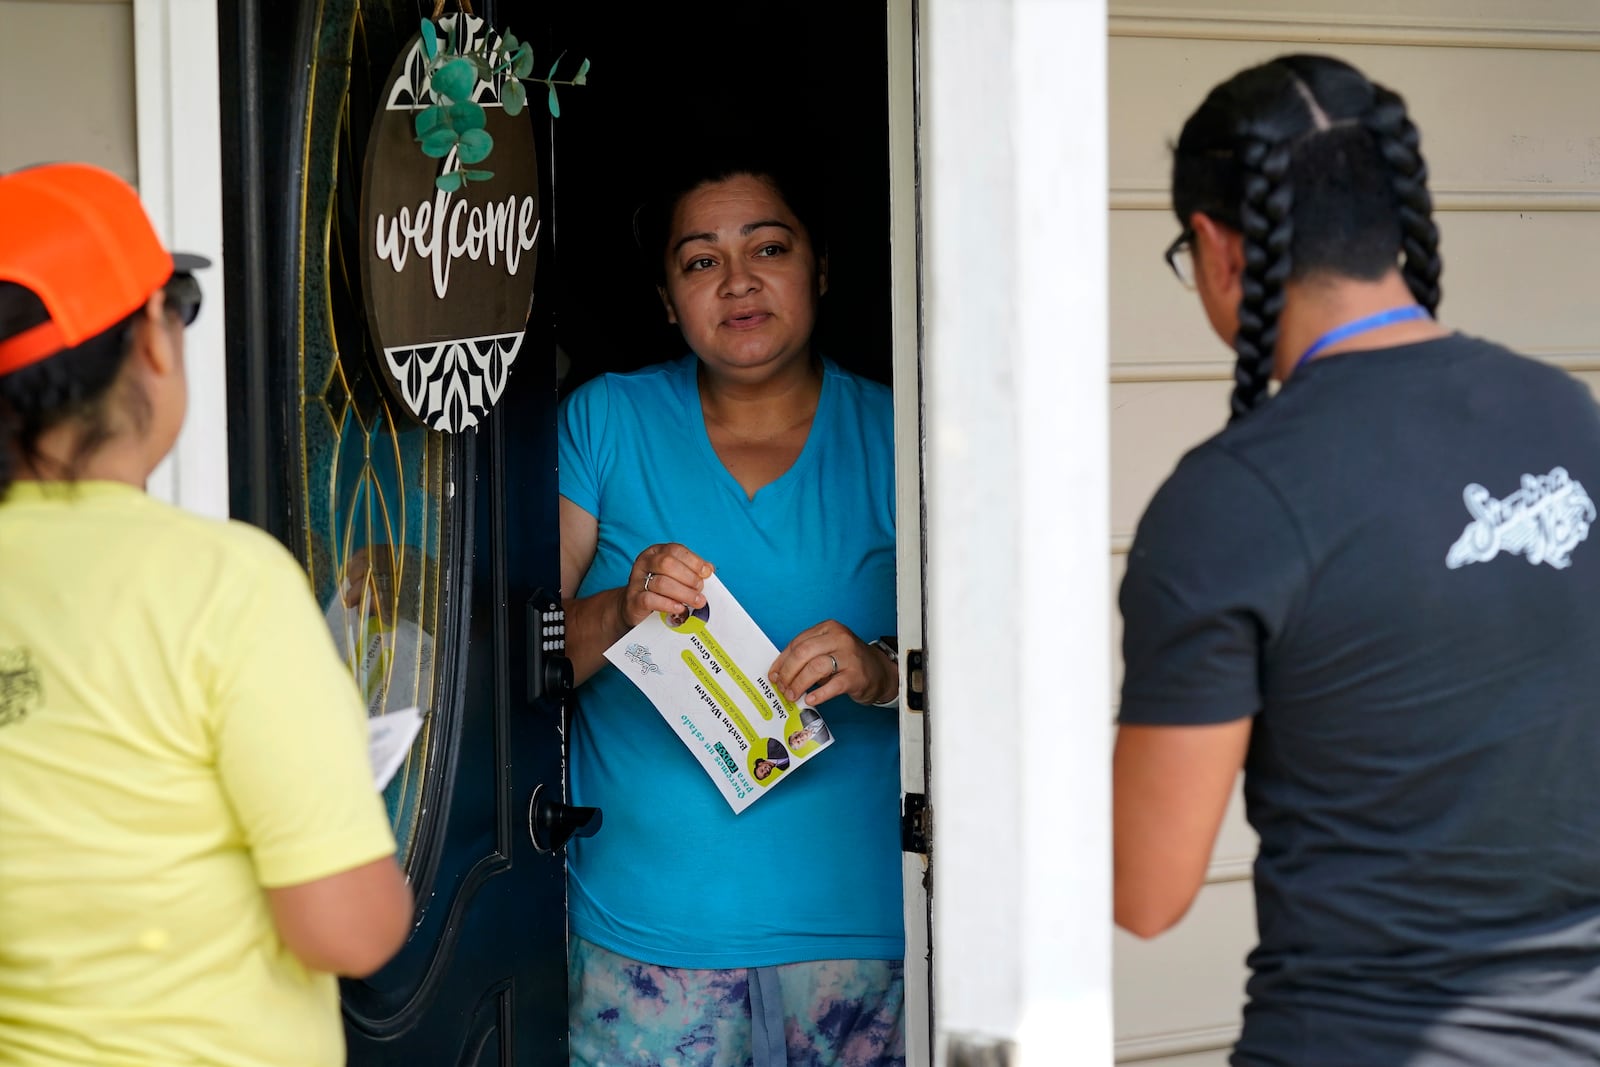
[[568, 934, 907, 1067]]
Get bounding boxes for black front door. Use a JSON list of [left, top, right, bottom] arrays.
[[219, 1, 576, 1062]]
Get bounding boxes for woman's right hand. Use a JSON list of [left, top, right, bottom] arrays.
[[617, 543, 714, 630], [560, 499, 714, 689]]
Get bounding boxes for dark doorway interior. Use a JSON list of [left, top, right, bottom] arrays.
[[508, 0, 895, 394]]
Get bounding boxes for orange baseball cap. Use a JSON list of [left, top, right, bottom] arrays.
[[0, 162, 209, 377]]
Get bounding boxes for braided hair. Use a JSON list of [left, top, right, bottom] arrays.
[[1172, 55, 1442, 421], [1362, 84, 1441, 313]]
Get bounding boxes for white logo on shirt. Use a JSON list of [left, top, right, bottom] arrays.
[[1446, 466, 1595, 570]]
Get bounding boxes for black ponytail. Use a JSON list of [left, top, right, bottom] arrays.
[[0, 398, 13, 495], [1231, 135, 1294, 420], [1172, 54, 1442, 421], [0, 282, 141, 499], [1361, 85, 1441, 315]]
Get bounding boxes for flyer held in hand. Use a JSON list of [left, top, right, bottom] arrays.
[[603, 575, 834, 813]]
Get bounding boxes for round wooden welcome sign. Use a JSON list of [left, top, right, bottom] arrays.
[[360, 15, 540, 433]]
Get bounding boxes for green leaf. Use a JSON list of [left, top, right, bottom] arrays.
[[457, 128, 494, 165], [433, 57, 476, 103], [547, 83, 560, 118], [420, 127, 459, 158], [502, 31, 519, 55], [414, 104, 450, 139], [469, 55, 492, 78], [420, 19, 438, 61], [547, 50, 565, 80], [448, 101, 487, 131], [574, 57, 590, 86], [435, 171, 463, 193], [512, 43, 534, 79], [502, 77, 527, 117], [463, 169, 495, 182]]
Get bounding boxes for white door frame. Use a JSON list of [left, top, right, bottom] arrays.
[[887, 1, 932, 1064], [918, 0, 1113, 1063], [133, 0, 230, 518]]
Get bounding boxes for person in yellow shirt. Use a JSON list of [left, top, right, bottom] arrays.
[[0, 162, 413, 1066]]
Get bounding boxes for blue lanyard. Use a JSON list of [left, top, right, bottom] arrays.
[[1295, 305, 1430, 371]]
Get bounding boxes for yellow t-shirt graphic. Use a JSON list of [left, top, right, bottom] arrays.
[[0, 482, 397, 1067]]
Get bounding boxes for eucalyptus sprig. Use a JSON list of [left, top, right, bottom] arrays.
[[412, 17, 590, 192]]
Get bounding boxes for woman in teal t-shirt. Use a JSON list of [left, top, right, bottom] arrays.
[[559, 153, 905, 1067]]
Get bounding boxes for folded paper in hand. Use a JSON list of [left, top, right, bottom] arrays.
[[603, 574, 833, 813], [368, 706, 425, 792]]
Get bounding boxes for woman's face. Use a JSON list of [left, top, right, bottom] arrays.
[[659, 173, 826, 384]]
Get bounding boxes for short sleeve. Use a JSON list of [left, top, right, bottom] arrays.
[[205, 540, 396, 888], [559, 375, 612, 517], [1119, 444, 1308, 727]]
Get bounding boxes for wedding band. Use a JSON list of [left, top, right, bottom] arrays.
[[643, 572, 655, 592], [829, 654, 839, 675]]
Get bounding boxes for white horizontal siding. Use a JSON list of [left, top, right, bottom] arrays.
[[0, 0, 137, 181]]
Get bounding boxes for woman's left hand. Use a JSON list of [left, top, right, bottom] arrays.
[[770, 621, 898, 707]]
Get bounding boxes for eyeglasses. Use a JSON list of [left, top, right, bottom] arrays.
[[162, 273, 203, 327], [1163, 228, 1196, 290]]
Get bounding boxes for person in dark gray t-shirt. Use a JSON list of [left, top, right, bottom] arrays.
[[1115, 54, 1600, 1067]]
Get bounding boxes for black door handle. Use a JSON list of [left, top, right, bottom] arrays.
[[527, 784, 602, 853]]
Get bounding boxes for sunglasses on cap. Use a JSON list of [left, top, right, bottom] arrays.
[[162, 272, 202, 328]]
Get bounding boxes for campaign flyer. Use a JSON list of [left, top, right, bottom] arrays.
[[603, 574, 834, 813]]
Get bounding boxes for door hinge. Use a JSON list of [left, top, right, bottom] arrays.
[[905, 647, 926, 711], [947, 1035, 1018, 1067], [901, 791, 930, 854]]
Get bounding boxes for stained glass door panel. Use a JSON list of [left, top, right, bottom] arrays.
[[221, 0, 573, 1061], [297, 0, 465, 881], [306, 325, 457, 864]]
